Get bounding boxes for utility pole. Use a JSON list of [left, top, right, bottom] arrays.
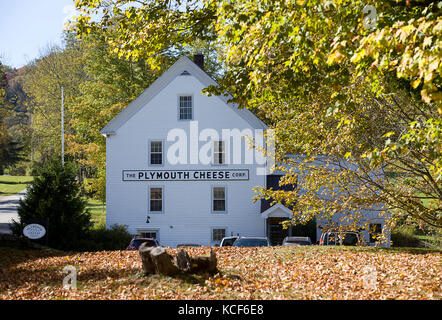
[[61, 86, 64, 166]]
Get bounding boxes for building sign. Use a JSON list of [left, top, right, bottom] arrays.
[[23, 224, 46, 240], [123, 169, 249, 181]]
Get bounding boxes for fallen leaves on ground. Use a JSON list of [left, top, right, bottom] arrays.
[[0, 246, 440, 300]]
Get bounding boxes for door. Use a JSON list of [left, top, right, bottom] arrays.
[[267, 217, 289, 246]]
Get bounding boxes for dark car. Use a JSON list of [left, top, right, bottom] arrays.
[[126, 238, 159, 250], [319, 231, 364, 246], [232, 237, 270, 247], [219, 236, 239, 247], [282, 236, 312, 246]]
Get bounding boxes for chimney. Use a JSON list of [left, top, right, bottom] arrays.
[[193, 53, 204, 70]]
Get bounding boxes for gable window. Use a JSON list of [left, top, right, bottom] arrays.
[[149, 187, 163, 213], [150, 141, 163, 165], [213, 141, 225, 165], [179, 95, 193, 120], [212, 187, 226, 212], [212, 228, 226, 242]]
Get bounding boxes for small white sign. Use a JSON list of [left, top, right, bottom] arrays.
[[23, 224, 46, 240]]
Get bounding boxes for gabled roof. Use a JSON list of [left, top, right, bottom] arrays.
[[261, 204, 293, 219], [100, 56, 267, 135]]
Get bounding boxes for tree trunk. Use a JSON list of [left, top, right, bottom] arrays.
[[174, 249, 191, 272], [139, 244, 218, 276], [149, 247, 180, 276], [187, 249, 217, 274], [138, 245, 156, 275]]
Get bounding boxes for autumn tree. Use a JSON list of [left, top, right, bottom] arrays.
[[64, 27, 222, 201], [74, 0, 441, 235], [65, 31, 170, 201], [22, 38, 87, 165]]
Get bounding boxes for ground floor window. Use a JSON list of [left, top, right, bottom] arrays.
[[137, 229, 159, 242], [212, 228, 226, 242], [369, 223, 382, 242]]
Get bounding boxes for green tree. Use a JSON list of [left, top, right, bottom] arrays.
[[4, 65, 33, 171], [12, 157, 92, 250], [0, 61, 9, 169], [0, 61, 21, 174], [0, 138, 24, 175]]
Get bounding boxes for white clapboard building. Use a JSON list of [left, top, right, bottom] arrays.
[[101, 55, 388, 247]]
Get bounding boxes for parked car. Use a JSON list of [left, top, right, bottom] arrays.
[[282, 236, 312, 246], [126, 238, 159, 250], [177, 243, 202, 248], [319, 231, 364, 246], [232, 237, 270, 247], [220, 236, 239, 247]]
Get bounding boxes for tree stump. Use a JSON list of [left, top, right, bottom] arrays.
[[188, 249, 217, 274], [139, 245, 218, 276], [174, 249, 191, 272], [150, 247, 181, 275], [138, 244, 155, 275]]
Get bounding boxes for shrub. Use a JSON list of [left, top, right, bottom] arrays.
[[29, 161, 43, 176], [78, 224, 132, 251], [4, 162, 28, 176], [391, 225, 422, 247], [12, 157, 92, 251]]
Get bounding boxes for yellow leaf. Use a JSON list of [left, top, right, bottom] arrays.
[[412, 78, 421, 89]]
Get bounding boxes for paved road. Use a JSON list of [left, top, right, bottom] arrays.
[[0, 190, 26, 234]]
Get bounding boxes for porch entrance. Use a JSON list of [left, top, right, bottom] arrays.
[[261, 204, 317, 245], [267, 217, 290, 246]]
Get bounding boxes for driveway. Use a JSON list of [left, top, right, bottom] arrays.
[[0, 190, 26, 234]]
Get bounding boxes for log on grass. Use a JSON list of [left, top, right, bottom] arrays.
[[139, 244, 217, 276], [138, 245, 155, 275]]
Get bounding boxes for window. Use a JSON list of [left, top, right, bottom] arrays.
[[369, 223, 382, 242], [137, 229, 160, 244], [213, 141, 225, 165], [150, 141, 163, 165], [149, 187, 163, 212], [138, 231, 157, 239], [212, 187, 226, 212], [212, 228, 226, 242], [325, 232, 338, 245], [179, 95, 192, 120]]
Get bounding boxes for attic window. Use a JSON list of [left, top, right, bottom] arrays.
[[180, 70, 191, 76]]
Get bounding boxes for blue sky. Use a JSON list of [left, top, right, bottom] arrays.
[[0, 0, 77, 68]]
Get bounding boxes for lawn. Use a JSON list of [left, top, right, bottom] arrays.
[[86, 198, 106, 227], [416, 234, 442, 249], [0, 246, 440, 300], [0, 175, 33, 196]]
